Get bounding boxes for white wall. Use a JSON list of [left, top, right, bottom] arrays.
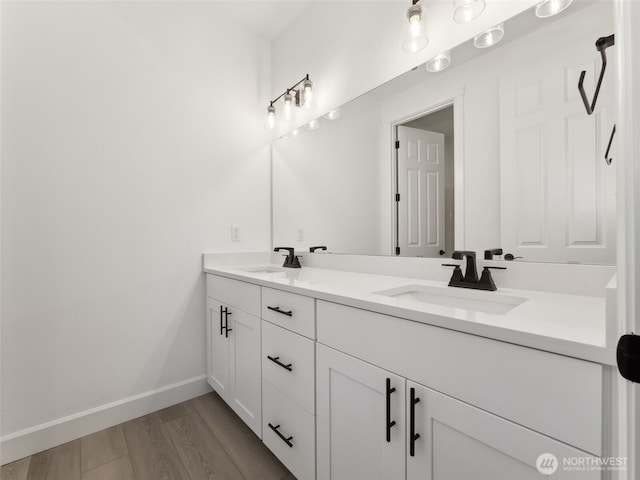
[[1, 1, 270, 461], [271, 0, 538, 138]]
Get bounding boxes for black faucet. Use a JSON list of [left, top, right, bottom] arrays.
[[274, 247, 301, 268], [310, 246, 327, 253], [451, 251, 479, 283], [443, 250, 506, 291], [484, 248, 503, 260]]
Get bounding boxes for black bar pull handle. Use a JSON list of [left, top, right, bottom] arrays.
[[267, 355, 293, 372], [409, 387, 421, 457], [268, 423, 294, 448], [219, 305, 224, 336], [223, 307, 232, 338], [267, 305, 293, 317], [386, 378, 396, 442]]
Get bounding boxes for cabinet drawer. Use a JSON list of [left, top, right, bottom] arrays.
[[262, 287, 315, 339], [207, 274, 260, 317], [263, 381, 315, 480], [262, 321, 315, 414], [317, 300, 603, 456]]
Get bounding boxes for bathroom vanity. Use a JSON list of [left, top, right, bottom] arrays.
[[203, 252, 616, 480]]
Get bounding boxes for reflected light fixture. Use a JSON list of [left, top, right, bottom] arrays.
[[474, 23, 504, 48], [535, 0, 573, 18], [291, 128, 300, 137], [266, 74, 314, 130], [308, 119, 320, 130], [453, 0, 485, 23], [324, 109, 340, 120], [267, 103, 276, 130], [402, 0, 428, 53], [426, 51, 451, 72]]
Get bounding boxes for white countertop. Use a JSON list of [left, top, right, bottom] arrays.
[[204, 261, 615, 366]]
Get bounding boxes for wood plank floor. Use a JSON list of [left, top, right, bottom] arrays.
[[1, 392, 294, 480]]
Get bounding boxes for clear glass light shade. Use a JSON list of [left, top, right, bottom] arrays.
[[474, 23, 504, 48], [324, 109, 340, 120], [283, 92, 294, 120], [535, 0, 573, 18], [426, 51, 451, 72], [402, 3, 428, 53], [308, 119, 320, 130], [267, 105, 275, 129], [302, 79, 314, 108], [453, 0, 486, 23]]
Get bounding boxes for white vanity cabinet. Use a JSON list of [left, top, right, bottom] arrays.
[[206, 275, 262, 436], [316, 300, 606, 480], [316, 344, 406, 480], [260, 287, 316, 480], [407, 381, 600, 480]]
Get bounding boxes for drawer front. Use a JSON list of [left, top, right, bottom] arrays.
[[262, 321, 315, 414], [263, 381, 315, 480], [207, 274, 260, 317], [317, 300, 604, 456], [262, 287, 315, 339]]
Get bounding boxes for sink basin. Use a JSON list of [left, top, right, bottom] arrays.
[[375, 284, 527, 314], [239, 266, 284, 274]]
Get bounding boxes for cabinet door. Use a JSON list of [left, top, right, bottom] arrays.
[[228, 307, 262, 437], [407, 381, 601, 480], [206, 297, 230, 403], [317, 344, 405, 480]]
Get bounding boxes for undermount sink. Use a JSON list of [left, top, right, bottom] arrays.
[[375, 284, 527, 315], [239, 266, 284, 274]]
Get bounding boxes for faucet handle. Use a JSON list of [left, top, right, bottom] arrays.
[[484, 248, 503, 260], [478, 266, 507, 291], [442, 264, 464, 284]]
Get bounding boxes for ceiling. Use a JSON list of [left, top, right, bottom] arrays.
[[211, 1, 314, 41]]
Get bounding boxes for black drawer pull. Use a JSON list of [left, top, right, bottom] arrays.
[[268, 423, 293, 447], [223, 307, 232, 338], [219, 305, 224, 335], [267, 306, 293, 317], [409, 387, 421, 457], [267, 355, 293, 372], [386, 378, 396, 442]]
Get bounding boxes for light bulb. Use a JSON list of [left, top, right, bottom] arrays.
[[324, 109, 340, 120], [291, 128, 300, 136], [426, 51, 451, 72], [474, 23, 504, 49], [267, 104, 275, 129], [453, 0, 486, 23], [308, 119, 319, 130], [283, 92, 293, 120], [302, 79, 313, 108], [402, 3, 428, 53], [535, 0, 573, 18]]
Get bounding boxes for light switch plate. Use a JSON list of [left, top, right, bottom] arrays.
[[231, 225, 241, 242]]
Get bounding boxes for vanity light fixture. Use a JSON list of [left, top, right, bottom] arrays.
[[535, 0, 573, 18], [402, 0, 428, 53], [426, 51, 451, 72], [453, 0, 485, 23], [474, 23, 504, 48], [308, 119, 320, 130], [266, 74, 314, 129], [324, 109, 341, 120]]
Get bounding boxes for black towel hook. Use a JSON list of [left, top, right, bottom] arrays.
[[578, 34, 615, 115]]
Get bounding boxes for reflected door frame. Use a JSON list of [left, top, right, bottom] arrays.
[[383, 86, 465, 257]]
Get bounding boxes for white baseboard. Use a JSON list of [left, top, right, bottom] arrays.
[[0, 375, 211, 465]]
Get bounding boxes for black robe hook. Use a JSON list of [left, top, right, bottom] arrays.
[[578, 34, 615, 115]]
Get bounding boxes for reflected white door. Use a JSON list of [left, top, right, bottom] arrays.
[[499, 39, 615, 264], [397, 126, 445, 257]]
